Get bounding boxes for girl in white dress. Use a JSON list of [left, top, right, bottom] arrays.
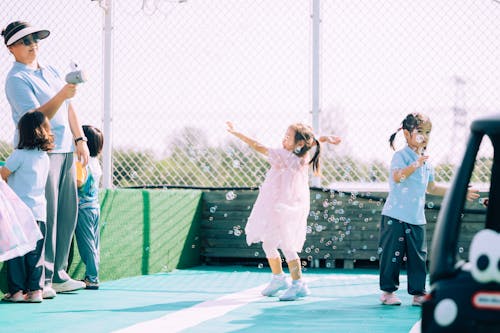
[[226, 122, 341, 301], [0, 178, 42, 263]]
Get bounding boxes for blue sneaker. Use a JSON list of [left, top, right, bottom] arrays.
[[261, 275, 290, 296], [279, 281, 311, 301]]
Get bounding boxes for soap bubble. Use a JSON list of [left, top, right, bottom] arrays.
[[225, 191, 237, 201]]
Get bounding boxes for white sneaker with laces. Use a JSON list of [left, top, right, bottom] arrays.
[[261, 275, 290, 297], [279, 281, 311, 301], [52, 279, 86, 293]]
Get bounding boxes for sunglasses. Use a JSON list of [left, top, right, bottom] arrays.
[[14, 33, 40, 46]]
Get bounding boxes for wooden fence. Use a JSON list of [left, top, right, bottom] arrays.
[[200, 188, 487, 269]]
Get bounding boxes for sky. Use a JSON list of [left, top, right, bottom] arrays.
[[0, 0, 499, 168]]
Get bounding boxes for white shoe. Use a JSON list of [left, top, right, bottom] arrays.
[[261, 275, 290, 297], [42, 286, 56, 299], [380, 292, 402, 305], [279, 281, 311, 301], [52, 279, 86, 293]]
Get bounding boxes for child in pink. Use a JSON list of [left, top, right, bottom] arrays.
[[0, 178, 42, 262], [227, 121, 341, 301]]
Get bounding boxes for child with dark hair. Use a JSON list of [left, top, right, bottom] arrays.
[[226, 121, 341, 301], [75, 125, 104, 289], [1, 110, 54, 303], [379, 113, 479, 306]]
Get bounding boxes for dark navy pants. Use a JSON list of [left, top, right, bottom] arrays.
[[7, 221, 46, 293], [378, 215, 427, 295]]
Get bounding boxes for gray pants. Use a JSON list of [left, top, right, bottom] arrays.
[[44, 153, 78, 285], [75, 206, 100, 282], [378, 215, 427, 295], [7, 221, 46, 293]]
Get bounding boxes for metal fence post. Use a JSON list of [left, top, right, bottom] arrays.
[[102, 0, 114, 189], [311, 0, 321, 187]]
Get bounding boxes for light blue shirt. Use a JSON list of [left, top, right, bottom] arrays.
[[382, 145, 435, 225], [5, 61, 74, 153], [5, 149, 50, 221]]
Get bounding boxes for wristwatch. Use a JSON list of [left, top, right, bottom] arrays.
[[74, 136, 88, 144]]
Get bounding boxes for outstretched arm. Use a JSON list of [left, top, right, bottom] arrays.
[[318, 135, 342, 145], [226, 121, 268, 156], [426, 181, 480, 201]]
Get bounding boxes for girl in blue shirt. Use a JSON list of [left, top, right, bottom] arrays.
[[379, 113, 478, 306], [1, 111, 54, 303]]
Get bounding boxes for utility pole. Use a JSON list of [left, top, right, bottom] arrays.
[[450, 75, 467, 165], [94, 0, 114, 189]]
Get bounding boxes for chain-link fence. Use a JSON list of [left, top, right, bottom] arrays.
[[1, 1, 498, 188]]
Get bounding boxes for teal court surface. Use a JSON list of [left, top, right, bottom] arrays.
[[0, 266, 421, 333]]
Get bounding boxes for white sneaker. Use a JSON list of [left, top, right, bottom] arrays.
[[261, 275, 290, 296], [380, 292, 402, 306], [42, 286, 56, 299], [279, 281, 311, 301], [52, 279, 86, 293]]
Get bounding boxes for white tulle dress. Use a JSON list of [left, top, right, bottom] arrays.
[[245, 148, 310, 252], [0, 178, 42, 262]]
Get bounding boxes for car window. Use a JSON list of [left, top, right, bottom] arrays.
[[457, 135, 493, 262]]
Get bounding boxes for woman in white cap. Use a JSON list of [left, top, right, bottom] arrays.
[[2, 21, 89, 298]]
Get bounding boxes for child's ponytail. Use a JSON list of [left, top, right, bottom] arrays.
[[309, 138, 321, 175], [389, 127, 402, 150]]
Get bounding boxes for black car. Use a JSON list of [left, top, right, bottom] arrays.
[[420, 115, 500, 332]]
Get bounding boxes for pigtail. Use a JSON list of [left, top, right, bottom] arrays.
[[309, 138, 321, 176], [388, 127, 401, 151]]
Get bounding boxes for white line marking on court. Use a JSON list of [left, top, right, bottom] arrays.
[[408, 319, 421, 333], [113, 283, 269, 333], [112, 275, 377, 333]]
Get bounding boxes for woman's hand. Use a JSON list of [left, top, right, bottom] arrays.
[[75, 140, 90, 166], [60, 83, 77, 100]]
